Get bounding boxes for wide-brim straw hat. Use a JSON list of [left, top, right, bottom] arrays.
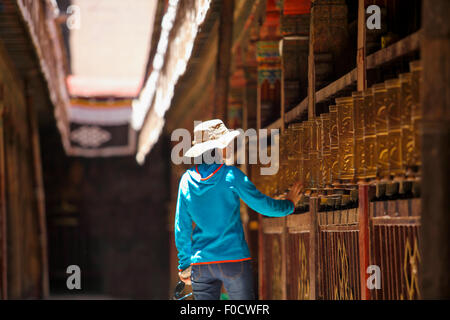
[[184, 119, 240, 158]]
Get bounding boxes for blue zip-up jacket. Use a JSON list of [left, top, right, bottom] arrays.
[[174, 163, 294, 271]]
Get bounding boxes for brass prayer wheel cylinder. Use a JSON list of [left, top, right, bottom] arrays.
[[288, 123, 302, 160], [278, 131, 289, 194], [320, 113, 332, 186], [352, 91, 365, 180], [311, 119, 321, 188], [385, 78, 403, 177], [316, 119, 324, 189], [399, 73, 414, 172], [296, 123, 307, 184], [363, 88, 377, 179], [335, 96, 355, 182], [286, 124, 301, 187], [410, 60, 422, 169], [373, 83, 389, 179], [329, 105, 339, 184], [302, 120, 314, 188]]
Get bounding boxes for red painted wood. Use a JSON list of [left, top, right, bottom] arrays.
[[283, 0, 311, 15], [358, 184, 371, 299]]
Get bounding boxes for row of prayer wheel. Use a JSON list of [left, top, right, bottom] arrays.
[[256, 60, 422, 200]]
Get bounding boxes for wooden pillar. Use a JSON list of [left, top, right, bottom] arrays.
[[0, 81, 6, 300], [358, 184, 371, 299], [420, 0, 450, 299], [309, 197, 319, 299], [357, 0, 367, 91], [214, 0, 234, 123], [25, 75, 49, 299], [307, 2, 316, 120], [228, 68, 246, 130], [256, 0, 282, 129]]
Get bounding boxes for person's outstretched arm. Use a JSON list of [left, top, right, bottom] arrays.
[[174, 176, 192, 272], [231, 167, 303, 217]]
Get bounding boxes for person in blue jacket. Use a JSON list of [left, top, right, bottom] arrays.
[[175, 119, 303, 300]]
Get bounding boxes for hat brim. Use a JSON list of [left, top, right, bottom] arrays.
[[184, 130, 240, 158]]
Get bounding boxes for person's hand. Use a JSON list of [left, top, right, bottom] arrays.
[[286, 181, 304, 207], [178, 266, 192, 285]]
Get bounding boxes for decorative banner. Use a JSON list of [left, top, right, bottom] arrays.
[[256, 41, 281, 64], [258, 67, 282, 85], [67, 98, 136, 157]]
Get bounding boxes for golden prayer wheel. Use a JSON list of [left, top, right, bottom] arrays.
[[284, 127, 297, 188], [352, 91, 365, 180], [302, 121, 313, 189], [296, 123, 306, 185], [316, 118, 324, 190], [373, 83, 389, 180], [399, 73, 414, 172], [320, 113, 332, 187], [410, 60, 422, 170], [288, 123, 303, 187], [277, 130, 289, 194], [362, 88, 376, 180], [335, 96, 355, 182], [385, 78, 403, 177], [288, 123, 302, 160], [329, 105, 339, 184]]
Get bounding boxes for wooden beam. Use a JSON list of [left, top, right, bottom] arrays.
[[214, 0, 234, 124]]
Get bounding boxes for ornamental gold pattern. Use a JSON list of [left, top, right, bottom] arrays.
[[401, 237, 421, 300], [298, 237, 310, 300], [334, 240, 354, 300]]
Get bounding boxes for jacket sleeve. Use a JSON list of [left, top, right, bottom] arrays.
[[232, 167, 294, 217], [174, 177, 192, 271]]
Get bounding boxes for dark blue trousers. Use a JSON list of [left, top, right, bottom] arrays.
[[191, 260, 255, 300]]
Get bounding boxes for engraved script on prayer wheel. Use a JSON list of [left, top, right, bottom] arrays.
[[399, 73, 414, 172], [278, 130, 289, 194], [335, 96, 355, 182], [363, 88, 376, 179], [288, 123, 303, 186], [352, 91, 365, 180], [385, 78, 403, 177], [302, 121, 312, 188], [316, 119, 324, 189], [320, 113, 332, 186], [329, 105, 339, 184], [373, 83, 389, 179], [410, 60, 422, 169]]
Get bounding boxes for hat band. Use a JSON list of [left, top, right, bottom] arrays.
[[192, 128, 229, 145]]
